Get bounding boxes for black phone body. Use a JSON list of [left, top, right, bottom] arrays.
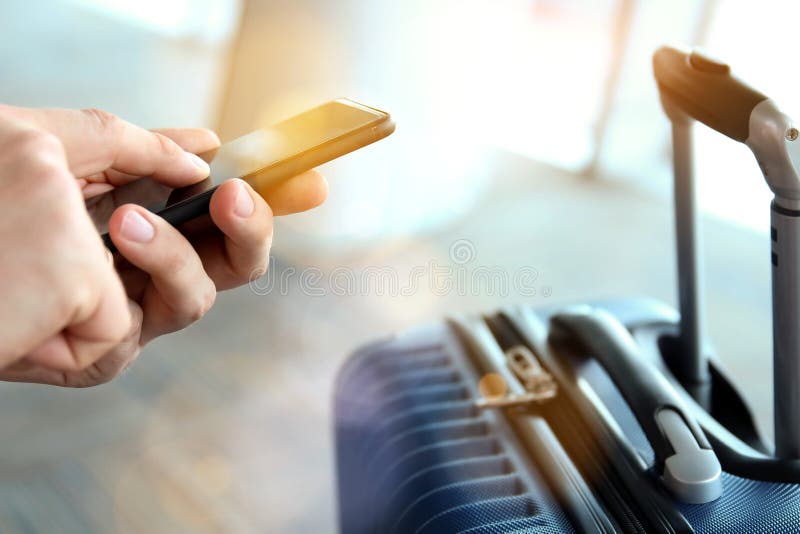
[[99, 98, 394, 250]]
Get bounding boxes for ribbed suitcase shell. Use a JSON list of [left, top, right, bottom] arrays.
[[335, 322, 573, 533]]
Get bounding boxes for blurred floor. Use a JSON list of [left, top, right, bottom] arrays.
[[0, 1, 775, 532]]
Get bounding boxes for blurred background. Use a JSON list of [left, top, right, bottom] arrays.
[[0, 0, 796, 531]]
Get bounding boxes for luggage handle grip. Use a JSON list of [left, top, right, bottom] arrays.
[[550, 306, 722, 504], [653, 45, 767, 141]]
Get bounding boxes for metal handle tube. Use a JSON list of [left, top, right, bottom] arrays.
[[672, 120, 710, 386], [771, 203, 800, 458]]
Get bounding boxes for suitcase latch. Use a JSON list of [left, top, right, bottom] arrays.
[[475, 345, 557, 410]]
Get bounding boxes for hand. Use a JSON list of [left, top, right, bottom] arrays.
[[0, 106, 327, 386]]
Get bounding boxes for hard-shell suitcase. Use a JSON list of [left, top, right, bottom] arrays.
[[334, 47, 800, 533]]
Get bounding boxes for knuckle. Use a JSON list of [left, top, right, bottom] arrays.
[[81, 108, 121, 136], [4, 131, 73, 195], [249, 259, 270, 281], [53, 281, 94, 328], [153, 131, 180, 157], [161, 250, 192, 278], [176, 282, 216, 324], [186, 283, 216, 322], [30, 159, 72, 191], [81, 108, 122, 166], [9, 129, 64, 162]]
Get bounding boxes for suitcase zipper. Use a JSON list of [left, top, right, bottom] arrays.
[[474, 341, 648, 532], [452, 316, 618, 533], [454, 313, 693, 533]]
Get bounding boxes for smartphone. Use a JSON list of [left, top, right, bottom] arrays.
[[97, 98, 395, 250]]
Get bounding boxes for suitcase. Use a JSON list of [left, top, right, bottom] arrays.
[[334, 46, 800, 533]]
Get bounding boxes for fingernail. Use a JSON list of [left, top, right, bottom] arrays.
[[234, 181, 254, 218], [120, 211, 154, 243], [186, 151, 210, 174]]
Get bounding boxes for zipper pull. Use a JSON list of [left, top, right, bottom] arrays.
[[506, 345, 558, 398], [475, 345, 557, 410]]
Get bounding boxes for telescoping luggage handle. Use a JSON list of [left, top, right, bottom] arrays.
[[550, 307, 723, 504], [654, 46, 800, 459]]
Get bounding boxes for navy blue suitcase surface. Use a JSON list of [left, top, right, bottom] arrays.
[[334, 300, 800, 533], [335, 46, 800, 534]]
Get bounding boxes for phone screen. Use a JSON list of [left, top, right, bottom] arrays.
[[90, 99, 390, 235], [204, 99, 388, 186]]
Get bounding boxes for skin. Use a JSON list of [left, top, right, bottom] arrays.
[[0, 105, 328, 387]]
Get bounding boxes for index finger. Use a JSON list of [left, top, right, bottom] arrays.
[[80, 127, 222, 197], [4, 106, 212, 187]]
